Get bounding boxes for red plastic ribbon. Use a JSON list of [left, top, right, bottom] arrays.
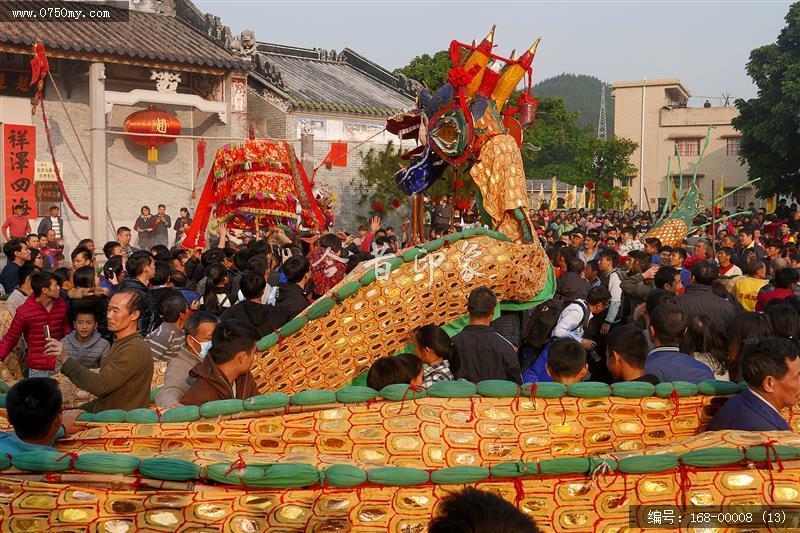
[[677, 461, 692, 510], [29, 43, 49, 88], [56, 451, 78, 469], [669, 387, 680, 418], [224, 457, 247, 476]]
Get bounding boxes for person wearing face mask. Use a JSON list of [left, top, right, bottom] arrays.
[[155, 311, 219, 408], [181, 319, 262, 406]]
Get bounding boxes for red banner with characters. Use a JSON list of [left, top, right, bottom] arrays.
[[3, 124, 36, 220]]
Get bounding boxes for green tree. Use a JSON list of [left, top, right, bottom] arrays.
[[733, 2, 800, 199], [520, 97, 593, 183], [394, 50, 451, 89], [352, 141, 404, 221], [577, 136, 638, 194]]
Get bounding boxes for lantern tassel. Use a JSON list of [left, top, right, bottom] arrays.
[[148, 146, 158, 164]]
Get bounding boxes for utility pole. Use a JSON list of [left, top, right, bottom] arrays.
[[597, 84, 608, 141]]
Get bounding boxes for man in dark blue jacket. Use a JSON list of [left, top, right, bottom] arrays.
[[644, 302, 713, 383], [708, 338, 799, 431]]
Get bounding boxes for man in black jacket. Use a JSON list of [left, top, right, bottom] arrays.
[[677, 261, 738, 335], [275, 255, 310, 323], [453, 286, 522, 384], [222, 272, 283, 337], [118, 251, 160, 336]]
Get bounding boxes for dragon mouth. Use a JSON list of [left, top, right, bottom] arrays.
[[387, 111, 422, 140]]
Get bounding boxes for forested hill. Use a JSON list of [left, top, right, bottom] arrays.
[[533, 73, 614, 134]]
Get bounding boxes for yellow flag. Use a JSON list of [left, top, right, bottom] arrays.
[[566, 185, 577, 209], [578, 186, 586, 209], [766, 195, 777, 214], [535, 183, 544, 209], [549, 177, 558, 211], [717, 177, 725, 203]]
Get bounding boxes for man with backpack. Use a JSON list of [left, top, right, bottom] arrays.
[[523, 286, 611, 382], [598, 248, 624, 334]]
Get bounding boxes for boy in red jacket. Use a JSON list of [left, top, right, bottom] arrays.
[[0, 271, 70, 377]]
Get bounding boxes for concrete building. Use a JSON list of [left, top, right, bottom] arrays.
[[612, 78, 752, 212]]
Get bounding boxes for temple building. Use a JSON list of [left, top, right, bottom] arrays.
[[0, 0, 415, 246]]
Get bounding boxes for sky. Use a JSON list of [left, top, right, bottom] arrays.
[[196, 1, 792, 104]]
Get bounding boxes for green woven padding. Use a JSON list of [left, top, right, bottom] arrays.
[[611, 382, 656, 398], [256, 332, 280, 351], [335, 281, 362, 300], [588, 457, 618, 473], [367, 467, 429, 486], [0, 380, 8, 393], [430, 466, 490, 484], [461, 227, 479, 238], [388, 257, 404, 272], [618, 455, 679, 474], [476, 380, 520, 398], [93, 409, 127, 423], [538, 458, 591, 475], [12, 451, 72, 472], [379, 384, 428, 401], [74, 452, 141, 475], [138, 458, 200, 481], [244, 393, 290, 411], [306, 296, 336, 320], [443, 233, 463, 244], [697, 380, 740, 396], [279, 315, 307, 337], [738, 381, 749, 393], [487, 230, 512, 242], [159, 405, 200, 423], [290, 390, 337, 406], [681, 447, 744, 467], [0, 454, 10, 470], [208, 463, 320, 488], [473, 226, 489, 236], [324, 464, 367, 488], [522, 382, 566, 398], [0, 395, 5, 408], [490, 461, 528, 479], [567, 382, 611, 398], [422, 239, 444, 253], [427, 380, 476, 398], [125, 408, 159, 424], [401, 247, 427, 263], [655, 381, 699, 398], [76, 413, 95, 422], [199, 399, 245, 418], [745, 445, 800, 463], [335, 386, 378, 404], [149, 387, 161, 403]]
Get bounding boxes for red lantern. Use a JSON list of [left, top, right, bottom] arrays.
[[372, 200, 384, 213], [586, 181, 595, 191], [454, 180, 464, 189], [391, 198, 401, 209], [124, 105, 181, 163], [603, 191, 611, 200]]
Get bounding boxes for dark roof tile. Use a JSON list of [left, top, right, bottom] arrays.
[[0, 1, 246, 70]]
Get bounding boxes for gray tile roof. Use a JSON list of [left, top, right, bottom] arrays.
[[0, 1, 247, 70], [255, 44, 415, 115]]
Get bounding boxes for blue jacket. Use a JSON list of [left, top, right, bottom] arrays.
[[708, 388, 790, 432], [644, 348, 713, 384]]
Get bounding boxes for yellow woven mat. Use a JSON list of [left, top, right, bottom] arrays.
[[251, 236, 549, 394]]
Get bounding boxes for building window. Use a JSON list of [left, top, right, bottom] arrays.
[[726, 138, 741, 156], [670, 176, 693, 191], [674, 138, 700, 156], [723, 187, 747, 209]]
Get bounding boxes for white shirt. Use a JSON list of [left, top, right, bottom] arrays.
[[50, 216, 62, 239], [749, 388, 783, 418], [552, 300, 590, 342]]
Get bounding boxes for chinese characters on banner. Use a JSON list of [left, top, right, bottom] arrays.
[[4, 124, 36, 219]]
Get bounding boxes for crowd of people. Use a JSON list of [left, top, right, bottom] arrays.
[[0, 197, 799, 456]]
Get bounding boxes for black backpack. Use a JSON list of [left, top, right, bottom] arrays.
[[523, 299, 589, 349]]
